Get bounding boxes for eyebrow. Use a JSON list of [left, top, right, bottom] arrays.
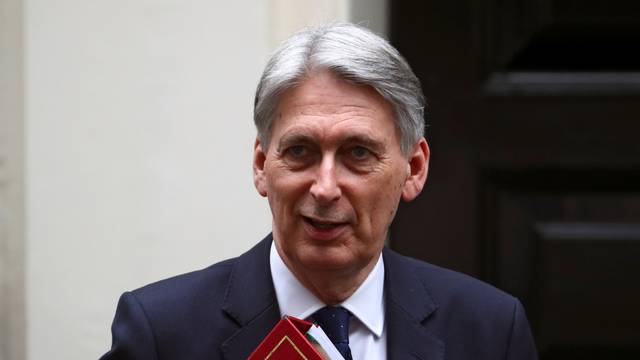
[[276, 133, 316, 153], [277, 132, 386, 153], [341, 135, 386, 153]]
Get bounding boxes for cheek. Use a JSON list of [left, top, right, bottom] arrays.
[[267, 171, 310, 213], [351, 174, 404, 225]]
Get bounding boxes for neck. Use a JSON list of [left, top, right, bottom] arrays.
[[274, 242, 380, 305]]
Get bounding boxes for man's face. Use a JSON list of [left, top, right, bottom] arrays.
[[253, 70, 428, 277]]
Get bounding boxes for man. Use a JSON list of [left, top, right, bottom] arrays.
[[101, 23, 537, 359]]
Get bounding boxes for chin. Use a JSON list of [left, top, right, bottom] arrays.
[[301, 247, 371, 274], [298, 249, 355, 271]]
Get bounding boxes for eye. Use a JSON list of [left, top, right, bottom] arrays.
[[287, 145, 307, 158], [350, 146, 371, 160]]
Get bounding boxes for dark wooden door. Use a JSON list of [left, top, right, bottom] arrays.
[[389, 1, 640, 358]]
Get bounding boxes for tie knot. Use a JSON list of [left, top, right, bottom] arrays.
[[312, 306, 351, 344]]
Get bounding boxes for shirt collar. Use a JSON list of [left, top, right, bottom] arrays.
[[270, 241, 385, 337]]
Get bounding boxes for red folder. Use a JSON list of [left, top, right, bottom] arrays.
[[248, 316, 326, 359]]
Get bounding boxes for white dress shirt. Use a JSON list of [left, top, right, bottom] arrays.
[[270, 242, 386, 360]]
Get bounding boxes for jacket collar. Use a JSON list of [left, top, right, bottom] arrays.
[[383, 247, 444, 360], [221, 234, 281, 360]]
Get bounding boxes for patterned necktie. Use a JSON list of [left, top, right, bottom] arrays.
[[312, 306, 353, 360]]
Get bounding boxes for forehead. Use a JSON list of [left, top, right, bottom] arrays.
[[272, 71, 399, 144]]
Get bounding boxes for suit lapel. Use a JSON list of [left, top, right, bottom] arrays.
[[384, 248, 444, 360], [218, 238, 445, 359], [220, 235, 281, 359]]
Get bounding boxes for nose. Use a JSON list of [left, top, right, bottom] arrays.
[[310, 155, 342, 204]]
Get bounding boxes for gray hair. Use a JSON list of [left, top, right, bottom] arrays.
[[253, 23, 426, 155]]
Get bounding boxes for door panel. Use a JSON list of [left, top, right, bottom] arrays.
[[389, 1, 640, 358]]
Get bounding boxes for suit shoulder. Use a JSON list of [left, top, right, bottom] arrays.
[[385, 249, 517, 312], [130, 257, 237, 308], [126, 235, 273, 314], [383, 249, 537, 358]]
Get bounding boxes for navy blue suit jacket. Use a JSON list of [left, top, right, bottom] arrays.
[[101, 234, 537, 359]]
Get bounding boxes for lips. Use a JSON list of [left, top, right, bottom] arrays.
[[304, 216, 343, 229], [302, 216, 349, 240]]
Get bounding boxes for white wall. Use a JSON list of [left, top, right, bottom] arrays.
[[25, 1, 272, 359], [21, 1, 386, 359]]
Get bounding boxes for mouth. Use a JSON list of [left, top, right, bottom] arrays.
[[304, 216, 345, 228], [302, 216, 349, 240]]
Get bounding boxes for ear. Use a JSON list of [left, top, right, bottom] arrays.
[[253, 137, 268, 197], [401, 138, 430, 201]]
